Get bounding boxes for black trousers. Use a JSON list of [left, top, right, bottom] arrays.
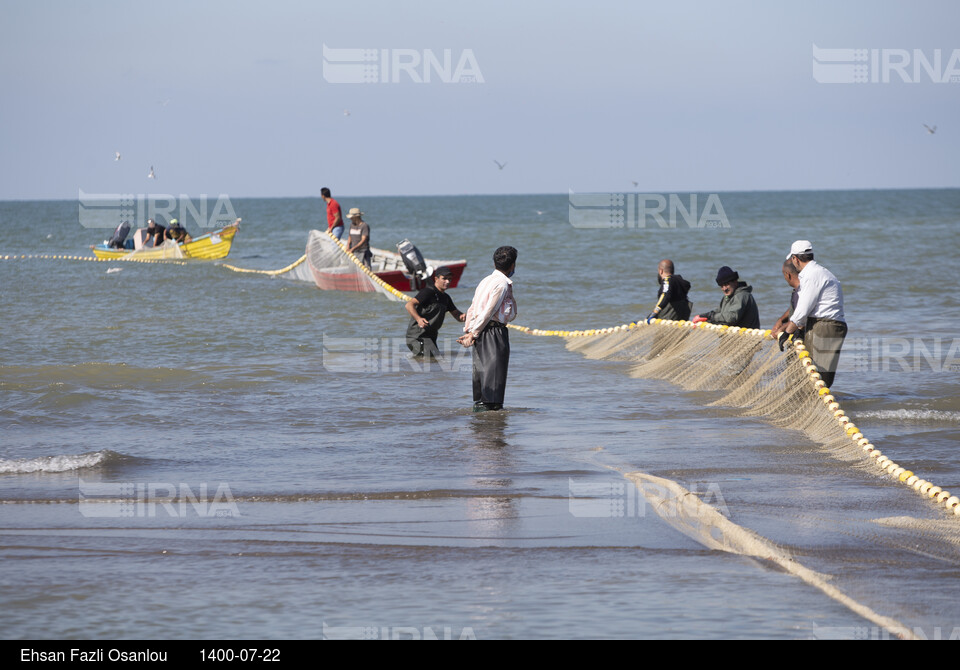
[[473, 322, 510, 409]]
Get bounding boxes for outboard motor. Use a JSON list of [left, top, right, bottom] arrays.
[[108, 221, 131, 249], [397, 238, 429, 276]]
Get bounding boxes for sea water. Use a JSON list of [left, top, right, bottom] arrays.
[[1, 190, 959, 639]]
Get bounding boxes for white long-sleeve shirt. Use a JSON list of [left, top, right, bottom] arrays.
[[463, 269, 516, 335], [791, 260, 845, 328]]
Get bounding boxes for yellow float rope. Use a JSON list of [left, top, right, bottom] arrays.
[[219, 232, 412, 301], [8, 248, 951, 518], [507, 318, 960, 520], [0, 253, 186, 265], [220, 254, 307, 276]]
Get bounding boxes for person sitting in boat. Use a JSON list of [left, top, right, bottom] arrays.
[[165, 219, 192, 245], [143, 219, 166, 247], [405, 266, 466, 358], [345, 208, 372, 268], [165, 221, 181, 244]]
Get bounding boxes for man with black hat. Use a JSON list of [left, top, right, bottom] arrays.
[[692, 266, 760, 329], [405, 266, 466, 357], [778, 240, 846, 387]]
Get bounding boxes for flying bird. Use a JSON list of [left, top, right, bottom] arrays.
[[535, 210, 544, 216], [493, 160, 507, 170], [115, 151, 121, 161], [631, 181, 639, 188], [923, 124, 937, 134], [343, 109, 351, 117], [148, 166, 156, 179]]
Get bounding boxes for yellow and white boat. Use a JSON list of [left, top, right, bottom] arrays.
[[91, 220, 240, 261]]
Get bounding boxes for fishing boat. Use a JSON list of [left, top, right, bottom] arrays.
[[304, 230, 466, 293], [90, 220, 241, 261]]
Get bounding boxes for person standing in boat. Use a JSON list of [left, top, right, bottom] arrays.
[[345, 208, 372, 268], [458, 246, 518, 412], [322, 187, 344, 240], [405, 266, 466, 358]]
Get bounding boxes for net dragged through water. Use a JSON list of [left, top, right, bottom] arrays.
[[510, 319, 960, 520]]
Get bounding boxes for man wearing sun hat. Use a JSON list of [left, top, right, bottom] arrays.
[[345, 208, 371, 268], [779, 240, 846, 388]]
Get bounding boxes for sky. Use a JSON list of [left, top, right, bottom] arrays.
[[0, 0, 957, 199]]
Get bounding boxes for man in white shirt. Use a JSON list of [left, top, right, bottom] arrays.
[[778, 240, 847, 387], [458, 246, 518, 412]]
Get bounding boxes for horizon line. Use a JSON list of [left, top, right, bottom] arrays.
[[2, 185, 959, 203]]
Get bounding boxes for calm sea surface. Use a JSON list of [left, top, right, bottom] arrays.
[[1, 190, 959, 639]]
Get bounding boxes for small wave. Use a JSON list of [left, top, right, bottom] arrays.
[[855, 410, 960, 424], [0, 450, 129, 474]]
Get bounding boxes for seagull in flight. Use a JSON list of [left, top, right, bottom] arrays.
[[148, 166, 156, 179], [631, 181, 639, 188], [493, 160, 507, 170], [923, 124, 937, 134], [115, 151, 121, 161], [535, 210, 544, 216], [343, 109, 351, 117]]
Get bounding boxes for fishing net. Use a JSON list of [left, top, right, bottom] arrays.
[[556, 320, 960, 636], [565, 323, 849, 452], [557, 320, 960, 517], [298, 230, 405, 301], [125, 239, 184, 260], [219, 230, 409, 302]]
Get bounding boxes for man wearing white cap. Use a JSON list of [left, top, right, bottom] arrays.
[[779, 240, 847, 387]]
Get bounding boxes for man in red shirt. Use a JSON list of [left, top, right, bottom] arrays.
[[321, 187, 343, 240]]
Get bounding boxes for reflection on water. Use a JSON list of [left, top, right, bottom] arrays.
[[465, 411, 519, 533]]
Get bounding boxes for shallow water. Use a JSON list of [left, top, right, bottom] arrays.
[[1, 190, 959, 639]]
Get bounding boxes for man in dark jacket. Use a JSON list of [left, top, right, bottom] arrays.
[[693, 266, 760, 329], [645, 259, 692, 322], [405, 266, 466, 357]]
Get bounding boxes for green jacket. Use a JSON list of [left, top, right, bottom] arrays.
[[701, 282, 760, 329]]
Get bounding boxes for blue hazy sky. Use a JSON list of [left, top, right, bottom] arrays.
[[1, 0, 957, 199]]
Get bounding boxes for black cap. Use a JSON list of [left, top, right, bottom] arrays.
[[715, 266, 739, 286], [433, 266, 453, 277]]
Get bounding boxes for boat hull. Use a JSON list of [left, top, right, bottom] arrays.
[[92, 224, 239, 261], [308, 243, 467, 293]]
